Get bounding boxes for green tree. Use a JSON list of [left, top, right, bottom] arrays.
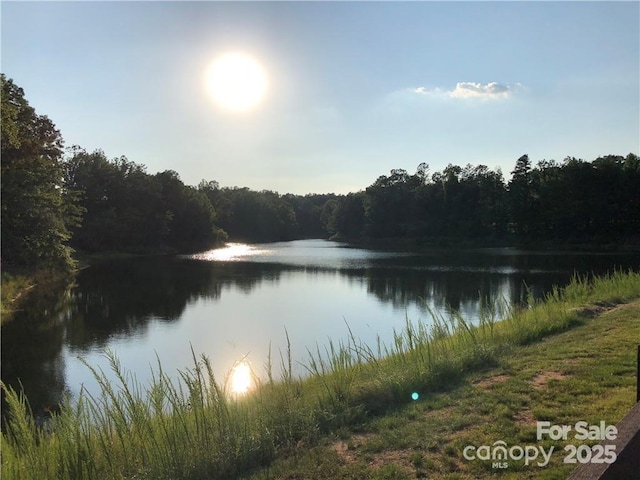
[[508, 154, 535, 236], [65, 150, 225, 253], [333, 192, 367, 238], [320, 199, 339, 236], [622, 153, 640, 237], [198, 179, 234, 229], [203, 187, 298, 242], [1, 75, 81, 269], [64, 148, 167, 251], [283, 193, 338, 238], [156, 170, 225, 250], [365, 168, 419, 237]]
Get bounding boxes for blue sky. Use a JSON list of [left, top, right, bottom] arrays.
[[2, 1, 638, 194]]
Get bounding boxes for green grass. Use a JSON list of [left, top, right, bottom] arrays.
[[1, 269, 75, 325], [1, 272, 33, 323], [2, 269, 639, 479], [244, 299, 640, 479]]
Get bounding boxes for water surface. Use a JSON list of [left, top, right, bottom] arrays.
[[2, 240, 638, 415]]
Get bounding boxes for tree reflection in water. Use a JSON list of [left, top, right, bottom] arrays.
[[2, 242, 638, 424]]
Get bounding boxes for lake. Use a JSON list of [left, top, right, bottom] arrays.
[[2, 239, 639, 415]]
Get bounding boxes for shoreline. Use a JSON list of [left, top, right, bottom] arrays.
[[0, 269, 75, 325], [247, 297, 640, 479], [2, 270, 639, 479], [332, 234, 640, 254]]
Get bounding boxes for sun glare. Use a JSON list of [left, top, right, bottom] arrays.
[[205, 53, 268, 112], [189, 243, 271, 262], [229, 362, 253, 395], [208, 243, 252, 261]]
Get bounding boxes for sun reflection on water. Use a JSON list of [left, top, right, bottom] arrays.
[[228, 361, 253, 395], [190, 243, 270, 262]]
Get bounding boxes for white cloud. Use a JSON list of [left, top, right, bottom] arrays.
[[414, 82, 521, 100]]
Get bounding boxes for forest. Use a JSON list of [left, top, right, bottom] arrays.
[[2, 74, 639, 273]]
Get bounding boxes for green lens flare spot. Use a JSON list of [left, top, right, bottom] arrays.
[[411, 392, 419, 401]]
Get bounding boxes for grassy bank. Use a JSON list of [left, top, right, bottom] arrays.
[[246, 298, 640, 480], [0, 269, 75, 325], [0, 273, 33, 323], [2, 270, 639, 479]]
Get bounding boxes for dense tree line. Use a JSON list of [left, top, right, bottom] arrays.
[[1, 75, 227, 269], [1, 75, 82, 269], [508, 154, 640, 241], [198, 182, 296, 242], [62, 151, 640, 250], [197, 183, 338, 242], [283, 193, 340, 239], [0, 75, 333, 268], [2, 74, 638, 274], [329, 154, 640, 245], [64, 149, 226, 253]]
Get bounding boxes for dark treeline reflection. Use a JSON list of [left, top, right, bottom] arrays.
[[1, 258, 289, 420], [352, 249, 640, 313], [1, 276, 75, 424], [3, 248, 639, 424], [65, 258, 294, 350], [362, 267, 570, 314], [66, 258, 222, 349]]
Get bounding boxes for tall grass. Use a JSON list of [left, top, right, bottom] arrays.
[[2, 269, 639, 480]]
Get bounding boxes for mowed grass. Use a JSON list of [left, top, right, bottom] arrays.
[[245, 292, 640, 479], [2, 270, 639, 480]]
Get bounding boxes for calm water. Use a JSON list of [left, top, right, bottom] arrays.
[[2, 239, 639, 415]]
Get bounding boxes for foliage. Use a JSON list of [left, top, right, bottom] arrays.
[[155, 171, 226, 250], [199, 185, 299, 242], [2, 270, 638, 479], [283, 193, 340, 239], [64, 148, 225, 253], [331, 192, 367, 238], [198, 185, 341, 243], [519, 154, 640, 242], [329, 153, 640, 245], [1, 75, 82, 270], [6, 76, 636, 257], [198, 152, 639, 246], [0, 269, 75, 326], [0, 273, 32, 324], [1, 76, 228, 263]]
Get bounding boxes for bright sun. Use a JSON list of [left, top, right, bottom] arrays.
[[205, 53, 268, 112]]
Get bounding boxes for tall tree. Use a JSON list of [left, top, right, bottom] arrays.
[[365, 168, 418, 237], [508, 154, 534, 236], [1, 75, 81, 269]]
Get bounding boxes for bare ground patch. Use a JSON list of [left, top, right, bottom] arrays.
[[366, 449, 414, 470], [599, 299, 640, 315], [514, 408, 537, 427], [577, 299, 640, 319], [332, 435, 422, 474], [331, 434, 371, 465], [473, 374, 510, 389], [578, 303, 615, 318], [530, 371, 568, 389]]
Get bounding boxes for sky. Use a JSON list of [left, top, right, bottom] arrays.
[[2, 1, 639, 195]]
